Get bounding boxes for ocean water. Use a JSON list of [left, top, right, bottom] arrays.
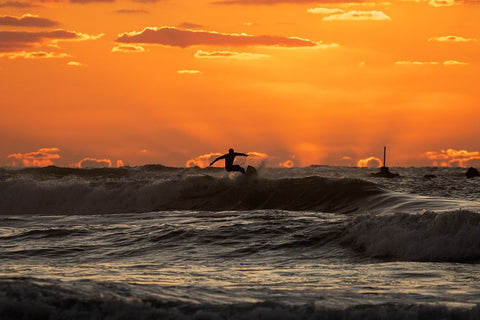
[[1, 165, 480, 319]]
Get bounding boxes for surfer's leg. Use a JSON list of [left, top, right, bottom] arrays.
[[231, 165, 245, 174]]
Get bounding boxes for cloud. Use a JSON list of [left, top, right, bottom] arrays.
[[70, 0, 114, 3], [111, 44, 146, 53], [0, 1, 33, 8], [395, 60, 468, 65], [307, 8, 343, 14], [194, 49, 270, 59], [429, 0, 455, 7], [116, 26, 318, 48], [357, 156, 382, 168], [428, 35, 477, 42], [67, 60, 85, 66], [425, 149, 480, 167], [186, 152, 222, 168], [0, 14, 58, 27], [323, 10, 391, 21], [177, 69, 201, 74], [213, 0, 337, 4], [7, 147, 60, 167], [77, 157, 112, 168], [0, 50, 71, 59], [0, 29, 103, 52]]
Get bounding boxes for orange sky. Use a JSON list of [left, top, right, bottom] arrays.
[[1, 0, 479, 168]]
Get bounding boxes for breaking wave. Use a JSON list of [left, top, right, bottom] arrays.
[[342, 209, 480, 262]]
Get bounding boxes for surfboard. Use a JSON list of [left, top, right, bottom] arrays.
[[246, 165, 257, 177]]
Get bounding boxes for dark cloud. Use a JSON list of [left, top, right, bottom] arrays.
[[212, 0, 363, 4], [0, 1, 33, 8], [116, 26, 317, 48], [0, 15, 59, 27], [132, 0, 165, 3], [0, 30, 88, 51], [70, 0, 114, 3]]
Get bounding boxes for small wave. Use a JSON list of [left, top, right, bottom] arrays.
[[342, 210, 480, 262], [0, 278, 478, 320]]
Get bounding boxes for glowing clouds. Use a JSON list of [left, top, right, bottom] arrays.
[[177, 69, 201, 74], [323, 10, 392, 21], [428, 35, 477, 42], [186, 153, 222, 168], [308, 8, 391, 21], [425, 149, 480, 167], [111, 44, 146, 53], [116, 27, 318, 48], [194, 50, 269, 60], [357, 156, 382, 168], [395, 60, 468, 66], [0, 51, 71, 59], [7, 147, 60, 167], [77, 157, 112, 168]]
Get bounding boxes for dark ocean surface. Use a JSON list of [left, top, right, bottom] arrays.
[[1, 165, 479, 319]]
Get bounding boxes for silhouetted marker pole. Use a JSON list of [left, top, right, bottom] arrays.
[[383, 146, 386, 167]]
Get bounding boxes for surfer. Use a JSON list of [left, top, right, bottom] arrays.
[[209, 148, 248, 174]]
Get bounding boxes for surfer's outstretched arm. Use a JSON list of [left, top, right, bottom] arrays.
[[209, 155, 226, 166], [235, 153, 248, 157]]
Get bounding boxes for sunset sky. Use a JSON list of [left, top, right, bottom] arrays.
[[1, 0, 479, 168]]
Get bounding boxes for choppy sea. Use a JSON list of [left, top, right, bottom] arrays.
[[1, 165, 479, 319]]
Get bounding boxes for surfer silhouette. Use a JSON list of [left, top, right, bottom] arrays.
[[209, 148, 248, 174]]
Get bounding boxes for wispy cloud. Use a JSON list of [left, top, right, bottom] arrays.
[[177, 69, 201, 74], [428, 35, 477, 42], [0, 1, 33, 8], [194, 49, 270, 59], [114, 9, 148, 14], [395, 60, 468, 65], [67, 60, 85, 66], [425, 149, 480, 167], [7, 147, 60, 167], [323, 10, 391, 21], [0, 50, 71, 59], [0, 29, 103, 52], [213, 0, 352, 4], [111, 44, 146, 53], [70, 0, 114, 3], [307, 8, 343, 14], [0, 14, 58, 27], [116, 26, 318, 48]]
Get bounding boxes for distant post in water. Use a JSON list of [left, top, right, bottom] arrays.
[[383, 146, 386, 168], [371, 145, 399, 178]]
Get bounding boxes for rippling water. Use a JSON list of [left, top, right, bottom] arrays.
[[1, 165, 479, 319]]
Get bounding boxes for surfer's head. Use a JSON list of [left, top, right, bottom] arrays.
[[229, 148, 234, 154]]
